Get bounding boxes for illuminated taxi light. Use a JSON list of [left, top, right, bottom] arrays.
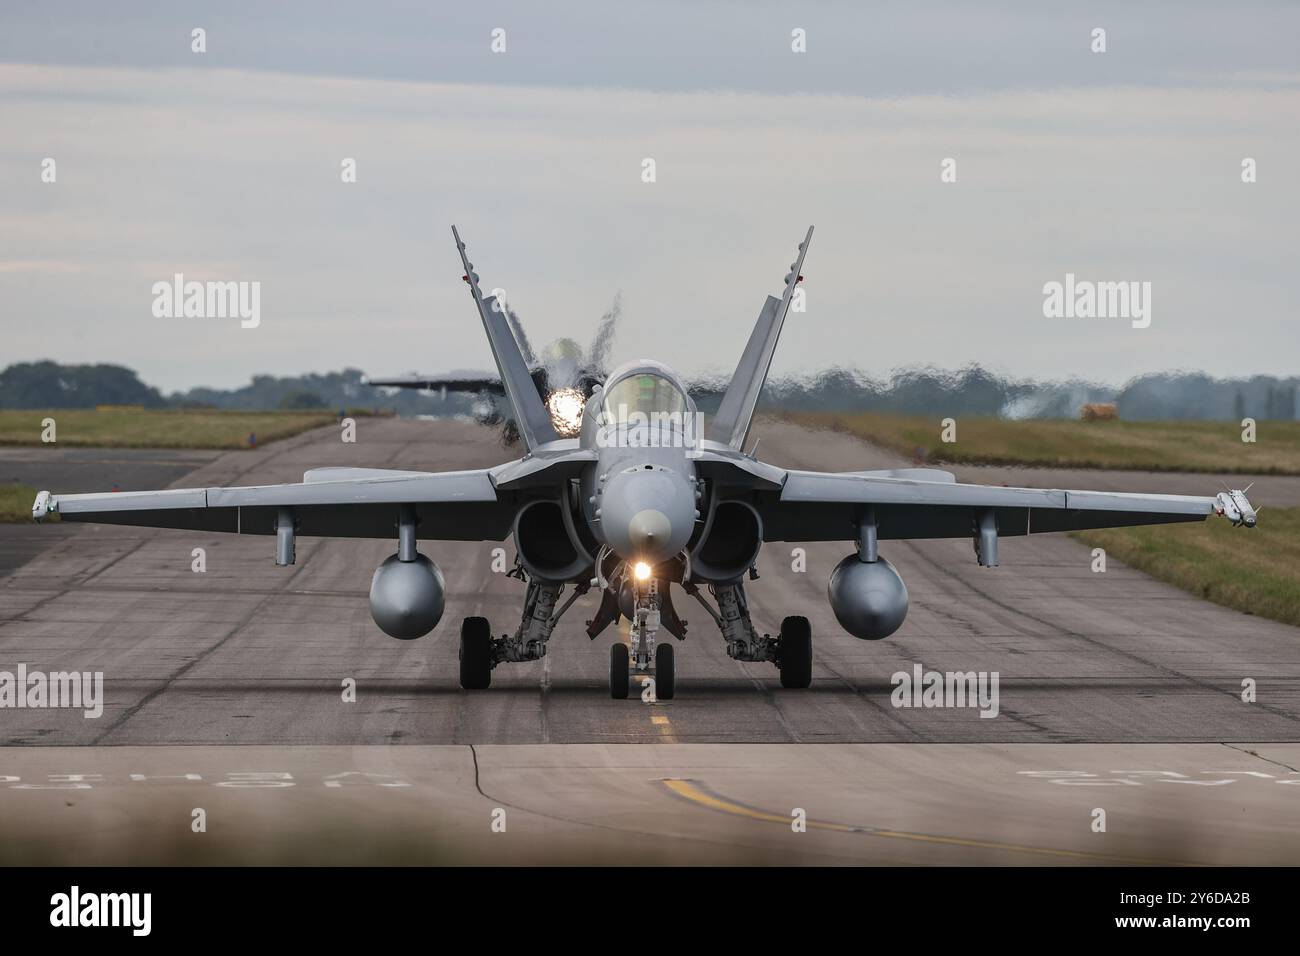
[[633, 561, 652, 581]]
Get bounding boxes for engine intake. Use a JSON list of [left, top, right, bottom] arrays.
[[514, 500, 592, 582], [690, 500, 762, 582], [827, 554, 908, 640]]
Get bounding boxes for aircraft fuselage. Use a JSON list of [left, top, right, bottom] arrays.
[[578, 360, 699, 566]]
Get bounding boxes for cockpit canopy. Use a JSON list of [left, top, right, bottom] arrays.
[[600, 370, 689, 423]]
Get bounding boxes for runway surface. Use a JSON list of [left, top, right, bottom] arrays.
[[0, 445, 221, 495], [4, 417, 1298, 747], [2, 742, 1297, 865], [2, 417, 1298, 863]]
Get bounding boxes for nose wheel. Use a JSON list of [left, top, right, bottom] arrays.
[[609, 643, 630, 699], [655, 643, 675, 700], [608, 641, 676, 700], [608, 573, 680, 700]]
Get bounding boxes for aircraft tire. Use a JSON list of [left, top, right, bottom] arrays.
[[460, 617, 493, 690], [610, 643, 630, 699], [778, 616, 812, 689], [655, 643, 675, 700]]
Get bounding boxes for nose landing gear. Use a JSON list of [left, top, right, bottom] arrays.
[[655, 643, 675, 700], [608, 640, 676, 700], [609, 576, 676, 700], [609, 642, 629, 699]]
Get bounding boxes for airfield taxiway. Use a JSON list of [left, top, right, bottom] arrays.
[[2, 418, 1298, 864]]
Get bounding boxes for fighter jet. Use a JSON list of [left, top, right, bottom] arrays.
[[366, 297, 623, 441], [31, 227, 1259, 699]]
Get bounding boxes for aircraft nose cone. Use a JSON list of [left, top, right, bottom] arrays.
[[597, 467, 695, 563], [628, 509, 672, 557]]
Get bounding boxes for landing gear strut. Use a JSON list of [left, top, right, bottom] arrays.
[[609, 575, 676, 700], [685, 580, 813, 689], [458, 574, 588, 690]]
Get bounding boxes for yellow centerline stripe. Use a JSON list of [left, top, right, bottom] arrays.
[[650, 713, 677, 742], [662, 779, 1198, 866]]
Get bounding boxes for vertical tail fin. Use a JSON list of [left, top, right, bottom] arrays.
[[707, 226, 814, 450], [452, 226, 558, 449]]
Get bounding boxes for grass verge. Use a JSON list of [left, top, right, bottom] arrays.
[[785, 410, 1300, 474], [0, 409, 341, 449], [0, 483, 54, 523], [1073, 508, 1300, 627]]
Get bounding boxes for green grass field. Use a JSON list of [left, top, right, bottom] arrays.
[[787, 411, 1300, 474], [0, 484, 51, 523], [1074, 508, 1300, 627], [0, 409, 339, 450]]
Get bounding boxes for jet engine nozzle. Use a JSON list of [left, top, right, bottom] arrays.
[[369, 553, 446, 639]]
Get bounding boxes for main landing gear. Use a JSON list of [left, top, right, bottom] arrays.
[[682, 580, 813, 690], [461, 561, 812, 696], [605, 575, 813, 698], [458, 575, 587, 690], [459, 617, 493, 690], [775, 615, 812, 689]]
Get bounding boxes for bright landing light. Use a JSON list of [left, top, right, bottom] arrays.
[[633, 561, 652, 581]]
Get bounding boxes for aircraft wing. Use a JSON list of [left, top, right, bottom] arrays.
[[366, 372, 505, 394], [755, 469, 1257, 545], [31, 467, 519, 541]]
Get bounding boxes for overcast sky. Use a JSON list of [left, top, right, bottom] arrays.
[[2, 1, 1297, 392]]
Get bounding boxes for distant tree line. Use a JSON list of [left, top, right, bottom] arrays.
[[0, 361, 168, 409], [2, 360, 1296, 422], [0, 363, 480, 417], [717, 365, 1300, 422]]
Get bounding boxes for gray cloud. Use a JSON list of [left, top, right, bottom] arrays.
[[1, 4, 1296, 392], [4, 1, 1299, 97]]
